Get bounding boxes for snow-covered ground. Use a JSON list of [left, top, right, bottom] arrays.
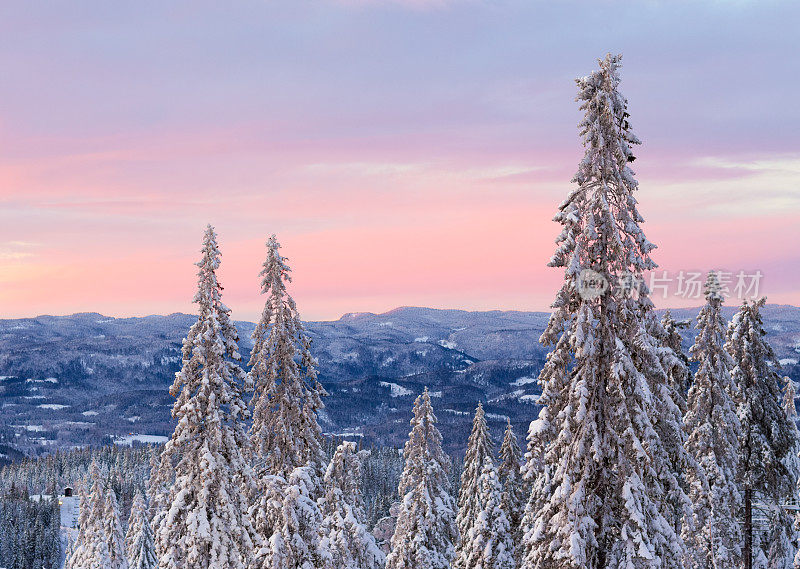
[[114, 434, 169, 446], [379, 382, 413, 397]]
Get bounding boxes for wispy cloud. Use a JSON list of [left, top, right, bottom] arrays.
[[0, 241, 38, 261], [695, 155, 800, 174]]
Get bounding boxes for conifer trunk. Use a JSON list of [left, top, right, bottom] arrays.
[[744, 485, 752, 569]]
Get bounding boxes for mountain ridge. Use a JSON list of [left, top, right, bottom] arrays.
[[2, 304, 799, 458]]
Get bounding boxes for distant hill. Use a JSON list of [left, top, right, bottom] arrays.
[[1, 305, 799, 456]]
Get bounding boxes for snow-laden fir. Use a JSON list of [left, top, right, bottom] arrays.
[[385, 388, 458, 569], [727, 299, 797, 569], [497, 418, 525, 563], [247, 234, 331, 569], [455, 403, 494, 568], [320, 441, 386, 569], [125, 490, 157, 569], [460, 457, 515, 569], [521, 53, 690, 569], [682, 272, 743, 569], [150, 226, 262, 569], [66, 461, 112, 569]]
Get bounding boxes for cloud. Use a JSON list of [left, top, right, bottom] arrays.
[[0, 240, 38, 261], [695, 155, 800, 174]]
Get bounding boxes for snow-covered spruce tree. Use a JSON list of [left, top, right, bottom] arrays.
[[767, 377, 800, 569], [661, 310, 688, 358], [728, 299, 795, 569], [146, 446, 166, 529], [247, 234, 329, 569], [455, 403, 494, 567], [460, 457, 515, 569], [320, 441, 386, 569], [67, 461, 112, 569], [647, 303, 696, 540], [659, 310, 691, 412], [522, 53, 689, 569], [257, 466, 331, 569], [386, 388, 458, 569], [153, 225, 261, 569], [64, 536, 76, 569], [104, 481, 129, 569], [248, 234, 327, 481], [681, 272, 742, 569], [498, 419, 524, 559], [519, 407, 555, 568], [126, 490, 157, 569]]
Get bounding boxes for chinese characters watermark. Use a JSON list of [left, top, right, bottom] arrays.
[[576, 269, 764, 301]]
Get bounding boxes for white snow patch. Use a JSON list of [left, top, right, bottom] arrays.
[[415, 350, 429, 357], [38, 404, 69, 410], [519, 394, 540, 404], [780, 358, 799, 366], [443, 409, 470, 416], [379, 382, 413, 397], [429, 391, 442, 398], [82, 410, 99, 416], [379, 321, 394, 327], [486, 413, 510, 422], [325, 428, 364, 438], [489, 389, 525, 403], [438, 339, 457, 350], [414, 336, 429, 343], [115, 434, 169, 446], [511, 375, 537, 386]]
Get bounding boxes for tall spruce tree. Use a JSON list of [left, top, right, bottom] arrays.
[[386, 388, 458, 569], [248, 234, 327, 481], [126, 490, 157, 569], [320, 442, 386, 569], [728, 299, 795, 569], [521, 53, 688, 569], [766, 377, 800, 569], [247, 235, 329, 568], [498, 419, 524, 558], [682, 272, 742, 569], [455, 403, 494, 567], [152, 225, 260, 569], [460, 457, 516, 569]]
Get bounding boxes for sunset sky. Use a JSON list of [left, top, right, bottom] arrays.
[[1, 1, 798, 321]]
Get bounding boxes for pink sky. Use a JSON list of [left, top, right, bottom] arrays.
[[1, 1, 799, 321]]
